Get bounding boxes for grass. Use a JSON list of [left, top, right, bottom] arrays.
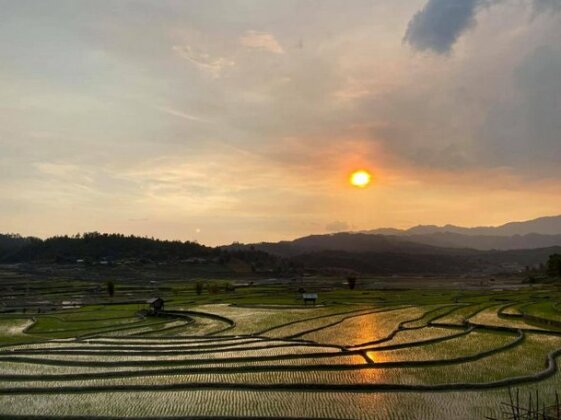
[[0, 318, 40, 346]]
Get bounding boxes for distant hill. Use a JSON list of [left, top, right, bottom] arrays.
[[225, 234, 561, 275], [228, 233, 478, 257], [366, 215, 561, 237], [225, 229, 561, 256], [0, 232, 281, 274], [389, 232, 561, 251], [223, 216, 561, 274], [4, 215, 561, 276], [357, 215, 561, 251]]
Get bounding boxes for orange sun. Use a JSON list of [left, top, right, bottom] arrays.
[[349, 170, 372, 188]]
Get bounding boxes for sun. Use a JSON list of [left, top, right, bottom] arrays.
[[350, 170, 372, 188]]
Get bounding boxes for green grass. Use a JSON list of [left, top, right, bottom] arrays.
[[523, 301, 561, 321], [0, 318, 41, 346]]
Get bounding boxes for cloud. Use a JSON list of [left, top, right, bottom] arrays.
[[404, 0, 483, 53], [155, 106, 211, 123], [404, 0, 561, 54], [172, 45, 234, 77], [4, 1, 561, 244], [325, 221, 350, 232], [533, 0, 561, 14], [479, 45, 561, 169], [240, 31, 284, 54]]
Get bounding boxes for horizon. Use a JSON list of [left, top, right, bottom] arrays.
[[2, 1, 561, 246], [5, 213, 561, 247]]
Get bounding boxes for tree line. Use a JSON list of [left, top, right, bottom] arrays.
[[0, 232, 212, 263], [548, 254, 561, 277]]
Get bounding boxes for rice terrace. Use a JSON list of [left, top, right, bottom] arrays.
[[4, 0, 561, 418], [3, 264, 561, 419]]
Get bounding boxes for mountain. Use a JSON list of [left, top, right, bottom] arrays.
[[301, 233, 478, 255], [366, 215, 561, 237], [392, 232, 561, 251], [225, 233, 561, 275], [226, 233, 479, 257], [223, 216, 561, 274], [226, 229, 561, 256], [355, 215, 561, 250]]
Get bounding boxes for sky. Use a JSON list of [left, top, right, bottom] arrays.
[[1, 0, 561, 246]]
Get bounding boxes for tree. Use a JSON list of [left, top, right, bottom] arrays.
[[347, 276, 357, 290], [547, 254, 561, 277], [208, 282, 220, 294], [225, 281, 235, 293], [106, 280, 115, 297], [195, 281, 204, 295]]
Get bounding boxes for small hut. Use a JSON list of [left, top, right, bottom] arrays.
[[302, 293, 318, 305], [146, 297, 164, 314]]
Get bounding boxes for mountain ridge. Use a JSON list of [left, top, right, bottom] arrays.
[[225, 215, 561, 253], [365, 215, 561, 237]]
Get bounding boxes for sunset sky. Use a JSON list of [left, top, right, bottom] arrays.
[[1, 0, 561, 245]]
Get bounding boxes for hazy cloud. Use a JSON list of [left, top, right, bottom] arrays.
[[172, 45, 234, 77], [240, 31, 284, 54], [480, 45, 561, 168], [404, 0, 482, 53], [3, 1, 561, 244], [156, 106, 211, 123], [533, 0, 561, 14]]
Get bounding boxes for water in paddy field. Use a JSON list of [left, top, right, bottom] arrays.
[[2, 276, 561, 419]]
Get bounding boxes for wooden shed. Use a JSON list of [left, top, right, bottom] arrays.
[[147, 297, 164, 314], [302, 293, 318, 305]]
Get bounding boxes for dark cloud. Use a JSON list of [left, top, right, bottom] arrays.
[[405, 0, 561, 54], [404, 0, 482, 53]]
